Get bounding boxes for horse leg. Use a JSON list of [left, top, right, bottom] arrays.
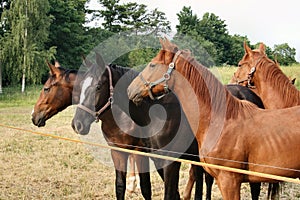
[[204, 170, 214, 200], [183, 165, 198, 200], [111, 150, 129, 200], [152, 158, 165, 181], [267, 183, 280, 200], [163, 161, 181, 200], [135, 154, 151, 200], [216, 172, 241, 200], [126, 154, 137, 193], [249, 182, 261, 200]]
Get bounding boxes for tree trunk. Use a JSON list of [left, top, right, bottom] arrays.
[[0, 61, 2, 94], [21, 0, 28, 93]]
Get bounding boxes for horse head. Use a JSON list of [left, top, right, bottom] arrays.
[[127, 38, 191, 105], [72, 53, 109, 135], [32, 61, 77, 127], [230, 42, 267, 87]]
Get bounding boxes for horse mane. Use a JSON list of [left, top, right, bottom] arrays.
[[256, 57, 300, 106], [154, 46, 257, 120], [108, 63, 139, 83], [50, 66, 78, 83]]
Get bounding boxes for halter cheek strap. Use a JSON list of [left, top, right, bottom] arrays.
[[139, 50, 182, 100], [77, 66, 114, 122]]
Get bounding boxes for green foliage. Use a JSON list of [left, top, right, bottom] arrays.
[[0, 0, 55, 87], [272, 43, 297, 66], [46, 0, 88, 69], [176, 6, 199, 35], [173, 32, 217, 67], [96, 0, 171, 35]]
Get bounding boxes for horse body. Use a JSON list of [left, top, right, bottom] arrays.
[[127, 38, 300, 200]]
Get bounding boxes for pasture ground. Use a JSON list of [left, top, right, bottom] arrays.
[[0, 66, 299, 199]]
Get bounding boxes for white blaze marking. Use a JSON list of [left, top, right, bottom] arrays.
[[80, 77, 93, 104]]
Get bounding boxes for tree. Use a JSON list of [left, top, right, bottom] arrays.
[[272, 43, 297, 66], [0, 0, 55, 91], [227, 34, 250, 65], [46, 0, 88, 69], [175, 7, 217, 66], [197, 12, 232, 65], [176, 6, 199, 35], [95, 0, 170, 35]]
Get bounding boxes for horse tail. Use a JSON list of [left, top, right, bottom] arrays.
[[267, 182, 280, 200]]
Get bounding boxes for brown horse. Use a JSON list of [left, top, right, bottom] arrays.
[[230, 42, 300, 109], [31, 62, 153, 200], [127, 38, 300, 200]]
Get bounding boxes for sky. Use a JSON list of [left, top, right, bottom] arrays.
[[88, 0, 300, 61]]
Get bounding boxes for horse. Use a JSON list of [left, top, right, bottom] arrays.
[[127, 38, 300, 200], [71, 53, 213, 200], [31, 61, 154, 199], [72, 52, 271, 200], [230, 42, 300, 109]]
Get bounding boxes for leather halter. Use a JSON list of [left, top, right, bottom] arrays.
[[233, 66, 256, 88], [233, 56, 264, 89], [77, 66, 114, 122], [139, 50, 182, 100]]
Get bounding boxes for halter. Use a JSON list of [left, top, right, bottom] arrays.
[[139, 50, 182, 100], [233, 56, 264, 89], [233, 66, 256, 88], [77, 66, 114, 122]]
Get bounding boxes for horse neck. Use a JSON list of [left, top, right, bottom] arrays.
[[171, 59, 255, 149], [254, 62, 300, 109]]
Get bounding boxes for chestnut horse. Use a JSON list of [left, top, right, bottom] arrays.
[[127, 38, 300, 200], [32, 62, 154, 200], [230, 42, 300, 109]]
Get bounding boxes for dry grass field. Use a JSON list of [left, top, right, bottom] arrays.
[[0, 65, 299, 199]]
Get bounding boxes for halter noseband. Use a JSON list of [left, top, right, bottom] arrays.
[[139, 50, 182, 100], [234, 56, 264, 89], [77, 66, 114, 122]]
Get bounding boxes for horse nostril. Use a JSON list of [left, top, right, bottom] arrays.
[[75, 120, 83, 133]]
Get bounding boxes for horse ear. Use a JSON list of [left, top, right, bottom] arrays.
[[243, 41, 252, 55], [291, 78, 296, 85], [54, 60, 60, 68], [95, 52, 105, 68], [82, 55, 93, 68], [47, 61, 60, 76], [159, 37, 166, 49], [258, 43, 266, 54]]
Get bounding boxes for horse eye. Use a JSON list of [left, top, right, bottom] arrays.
[[149, 63, 156, 68], [96, 84, 101, 90], [44, 87, 50, 93]]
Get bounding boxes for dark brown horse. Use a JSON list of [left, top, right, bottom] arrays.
[[230, 42, 300, 109], [71, 54, 210, 200], [127, 38, 300, 200]]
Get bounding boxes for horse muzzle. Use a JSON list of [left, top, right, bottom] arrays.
[[31, 114, 46, 127]]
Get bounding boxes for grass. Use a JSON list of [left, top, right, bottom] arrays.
[[0, 85, 42, 108], [0, 65, 299, 199]]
